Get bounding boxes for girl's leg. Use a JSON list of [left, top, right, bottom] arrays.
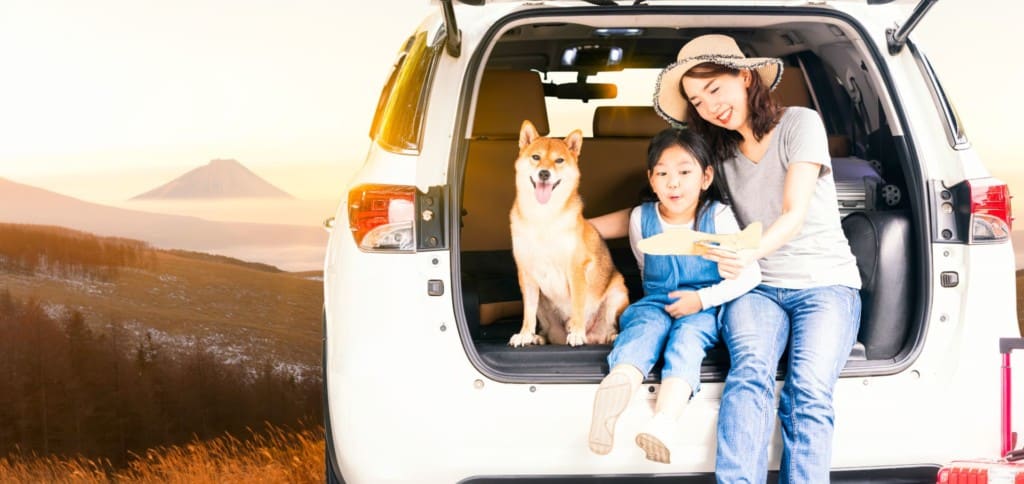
[[634, 376, 690, 464], [589, 364, 643, 455], [654, 377, 692, 419], [590, 301, 670, 455], [715, 286, 789, 484], [777, 285, 861, 484], [636, 310, 718, 464]]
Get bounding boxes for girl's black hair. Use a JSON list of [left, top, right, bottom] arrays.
[[641, 127, 723, 224]]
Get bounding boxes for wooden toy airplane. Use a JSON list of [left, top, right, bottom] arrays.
[[637, 222, 762, 256]]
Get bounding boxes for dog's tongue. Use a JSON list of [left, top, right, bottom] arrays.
[[535, 182, 554, 204]]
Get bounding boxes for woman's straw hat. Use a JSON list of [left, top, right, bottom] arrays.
[[653, 34, 783, 125]]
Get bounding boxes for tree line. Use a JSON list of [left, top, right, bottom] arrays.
[[0, 223, 154, 280], [0, 288, 322, 467]]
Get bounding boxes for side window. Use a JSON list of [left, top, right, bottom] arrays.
[[909, 42, 969, 149], [370, 31, 440, 153]]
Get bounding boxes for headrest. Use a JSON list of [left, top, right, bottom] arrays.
[[772, 65, 812, 108], [828, 135, 850, 157], [472, 70, 549, 138], [593, 106, 670, 137]]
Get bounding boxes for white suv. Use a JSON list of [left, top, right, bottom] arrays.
[[323, 1, 1018, 482]]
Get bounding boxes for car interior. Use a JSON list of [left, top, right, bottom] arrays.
[[457, 18, 920, 382]]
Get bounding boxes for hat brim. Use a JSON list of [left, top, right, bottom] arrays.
[[653, 56, 783, 126]]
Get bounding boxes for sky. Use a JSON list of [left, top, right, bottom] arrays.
[[0, 1, 429, 202], [0, 1, 1020, 207]]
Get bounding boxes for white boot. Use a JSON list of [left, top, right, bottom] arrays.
[[635, 377, 691, 464], [635, 412, 677, 464], [588, 365, 641, 455]]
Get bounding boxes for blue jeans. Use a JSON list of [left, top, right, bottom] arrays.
[[715, 284, 861, 484], [607, 293, 719, 395]]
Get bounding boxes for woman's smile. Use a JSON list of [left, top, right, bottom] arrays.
[[716, 107, 733, 125]]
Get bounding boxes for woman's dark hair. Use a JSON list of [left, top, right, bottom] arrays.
[[642, 127, 723, 224], [680, 62, 783, 203]]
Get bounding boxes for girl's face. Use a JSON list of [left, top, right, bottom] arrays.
[[681, 70, 751, 132], [648, 144, 713, 224]]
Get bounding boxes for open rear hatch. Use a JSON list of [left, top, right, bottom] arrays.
[[450, 0, 935, 383]]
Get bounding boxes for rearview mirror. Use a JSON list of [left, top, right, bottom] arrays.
[[551, 82, 617, 102]]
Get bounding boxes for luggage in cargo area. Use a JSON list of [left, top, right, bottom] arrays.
[[832, 156, 886, 218]]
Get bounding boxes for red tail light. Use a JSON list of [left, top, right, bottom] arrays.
[[967, 178, 1012, 243], [348, 184, 415, 251]]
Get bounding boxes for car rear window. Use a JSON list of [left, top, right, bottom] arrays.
[[544, 68, 662, 137], [909, 42, 969, 149], [370, 31, 441, 153]]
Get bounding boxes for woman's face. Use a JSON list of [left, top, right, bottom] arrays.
[[681, 70, 751, 132], [648, 144, 713, 224]]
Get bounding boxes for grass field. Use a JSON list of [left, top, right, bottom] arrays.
[[0, 424, 323, 483], [0, 248, 323, 373]]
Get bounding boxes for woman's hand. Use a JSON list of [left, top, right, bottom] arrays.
[[703, 247, 757, 280], [665, 290, 702, 318]]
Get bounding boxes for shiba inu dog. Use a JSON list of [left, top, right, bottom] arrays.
[[508, 120, 629, 347]]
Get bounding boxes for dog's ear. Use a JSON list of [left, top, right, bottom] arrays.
[[564, 129, 583, 157], [519, 120, 539, 150]]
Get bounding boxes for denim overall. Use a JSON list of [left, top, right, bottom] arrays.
[[606, 201, 723, 395]]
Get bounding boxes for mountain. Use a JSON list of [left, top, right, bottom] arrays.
[[131, 159, 294, 200], [0, 178, 324, 269]]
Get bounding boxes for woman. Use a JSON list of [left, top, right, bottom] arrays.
[[593, 34, 862, 482]]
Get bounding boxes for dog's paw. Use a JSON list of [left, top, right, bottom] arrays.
[[509, 331, 544, 347], [604, 332, 618, 344], [566, 330, 587, 347]]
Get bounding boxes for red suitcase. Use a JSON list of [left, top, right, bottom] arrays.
[[937, 338, 1024, 483]]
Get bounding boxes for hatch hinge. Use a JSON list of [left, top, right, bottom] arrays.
[[887, 0, 938, 55], [440, 0, 462, 58]]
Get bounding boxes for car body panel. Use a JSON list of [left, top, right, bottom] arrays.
[[326, 1, 1019, 482]]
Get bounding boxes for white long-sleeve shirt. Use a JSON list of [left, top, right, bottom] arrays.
[[628, 203, 762, 310]]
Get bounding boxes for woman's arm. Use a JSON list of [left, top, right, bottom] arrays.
[[705, 161, 820, 279], [587, 207, 631, 240], [752, 161, 819, 258]]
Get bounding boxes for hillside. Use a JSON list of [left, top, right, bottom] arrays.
[[0, 177, 324, 270], [132, 158, 294, 200], [0, 224, 322, 374]]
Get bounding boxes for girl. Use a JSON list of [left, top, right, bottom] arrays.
[[587, 128, 760, 464]]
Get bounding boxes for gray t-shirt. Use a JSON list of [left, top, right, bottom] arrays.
[[719, 107, 861, 289]]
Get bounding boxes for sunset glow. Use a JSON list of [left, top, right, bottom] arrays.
[[0, 0, 1019, 255]]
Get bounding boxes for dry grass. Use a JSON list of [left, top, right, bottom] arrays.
[[0, 453, 113, 484], [0, 425, 324, 484]]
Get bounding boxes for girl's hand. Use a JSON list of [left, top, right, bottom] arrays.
[[703, 247, 756, 280], [665, 290, 702, 318]]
